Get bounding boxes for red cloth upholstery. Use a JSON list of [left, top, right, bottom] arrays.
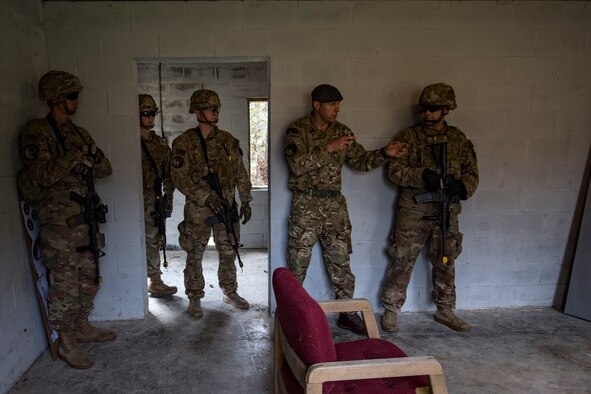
[[334, 340, 430, 393], [273, 268, 430, 394], [273, 267, 338, 392]]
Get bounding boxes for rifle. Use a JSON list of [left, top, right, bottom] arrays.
[[203, 171, 244, 270], [153, 177, 168, 269], [69, 168, 108, 283], [413, 142, 456, 265]]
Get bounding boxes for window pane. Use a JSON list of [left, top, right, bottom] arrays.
[[249, 99, 268, 188]]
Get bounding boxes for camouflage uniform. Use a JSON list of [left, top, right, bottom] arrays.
[[139, 94, 174, 280], [18, 109, 112, 331], [285, 116, 388, 299], [142, 130, 173, 277], [171, 124, 252, 299], [381, 91, 478, 313]]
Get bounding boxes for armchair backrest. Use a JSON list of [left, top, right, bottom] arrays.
[[273, 267, 338, 365]]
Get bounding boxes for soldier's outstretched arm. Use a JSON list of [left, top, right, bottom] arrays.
[[386, 130, 425, 188]]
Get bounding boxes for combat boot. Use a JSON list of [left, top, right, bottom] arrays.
[[74, 316, 117, 343], [434, 308, 471, 331], [381, 310, 399, 332], [223, 292, 249, 310], [58, 330, 93, 369], [188, 297, 203, 319], [148, 275, 178, 298], [337, 312, 366, 336]]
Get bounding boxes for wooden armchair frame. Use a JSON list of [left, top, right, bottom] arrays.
[[274, 298, 448, 394]]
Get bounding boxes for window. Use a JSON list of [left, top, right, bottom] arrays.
[[248, 98, 268, 188]]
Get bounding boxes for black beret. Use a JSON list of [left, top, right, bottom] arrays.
[[311, 84, 343, 103]]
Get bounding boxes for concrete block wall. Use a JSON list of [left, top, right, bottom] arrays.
[[0, 1, 49, 392], [35, 0, 590, 318], [137, 61, 269, 249], [1, 3, 591, 389]]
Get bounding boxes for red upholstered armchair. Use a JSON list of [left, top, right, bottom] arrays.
[[273, 267, 448, 394]]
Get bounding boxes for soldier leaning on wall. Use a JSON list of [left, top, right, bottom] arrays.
[[380, 83, 479, 333], [284, 84, 406, 337], [18, 70, 116, 369]]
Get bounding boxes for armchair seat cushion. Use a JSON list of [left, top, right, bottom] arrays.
[[334, 339, 430, 393], [280, 339, 430, 393]]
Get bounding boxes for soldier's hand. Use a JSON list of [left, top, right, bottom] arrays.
[[82, 143, 97, 157], [240, 203, 252, 225], [422, 168, 442, 192], [71, 162, 89, 176], [447, 179, 467, 200], [383, 141, 407, 158], [205, 194, 227, 216], [327, 136, 356, 153]]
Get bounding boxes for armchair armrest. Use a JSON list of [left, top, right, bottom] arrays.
[[307, 356, 448, 394], [318, 298, 380, 339]]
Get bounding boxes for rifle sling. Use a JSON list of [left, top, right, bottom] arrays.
[[140, 138, 162, 179], [195, 127, 212, 173]]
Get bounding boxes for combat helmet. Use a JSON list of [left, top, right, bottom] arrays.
[[419, 83, 457, 110], [139, 94, 158, 111], [189, 90, 221, 114], [38, 70, 83, 102]]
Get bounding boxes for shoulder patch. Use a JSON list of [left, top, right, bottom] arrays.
[[285, 144, 298, 157], [172, 156, 185, 168], [24, 145, 39, 161]]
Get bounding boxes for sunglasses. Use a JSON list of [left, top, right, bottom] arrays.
[[140, 110, 158, 117], [202, 106, 220, 113], [421, 105, 442, 113], [65, 93, 79, 101]]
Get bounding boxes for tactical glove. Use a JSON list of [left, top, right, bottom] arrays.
[[422, 168, 442, 192], [447, 179, 467, 200], [205, 194, 227, 216], [71, 163, 89, 176], [240, 203, 252, 225]]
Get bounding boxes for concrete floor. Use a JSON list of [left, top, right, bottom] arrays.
[[9, 249, 591, 394]]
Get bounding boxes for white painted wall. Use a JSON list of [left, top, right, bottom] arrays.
[[0, 1, 49, 392], [1, 1, 590, 391]]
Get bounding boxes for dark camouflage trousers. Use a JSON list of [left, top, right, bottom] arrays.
[[144, 204, 162, 278], [287, 193, 355, 299], [178, 204, 240, 299], [40, 224, 99, 331], [381, 207, 463, 311]]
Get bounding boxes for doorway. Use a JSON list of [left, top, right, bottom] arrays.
[[136, 58, 270, 312]]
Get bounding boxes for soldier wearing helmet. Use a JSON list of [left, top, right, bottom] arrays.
[[138, 94, 177, 298], [284, 84, 406, 337], [17, 71, 115, 369], [380, 83, 479, 333], [170, 89, 253, 319]]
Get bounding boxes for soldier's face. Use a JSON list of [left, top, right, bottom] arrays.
[[421, 105, 447, 127], [197, 107, 219, 124], [61, 94, 79, 115], [314, 101, 340, 122], [140, 109, 157, 129]]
